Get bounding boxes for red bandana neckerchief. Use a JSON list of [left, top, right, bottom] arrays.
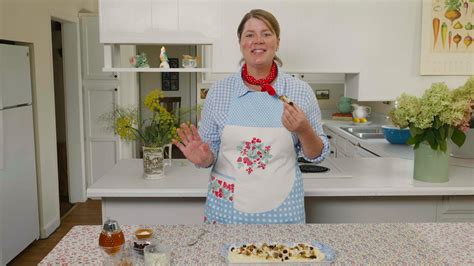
[[241, 62, 278, 96]]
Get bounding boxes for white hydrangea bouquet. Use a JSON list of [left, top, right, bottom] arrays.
[[389, 77, 473, 153]]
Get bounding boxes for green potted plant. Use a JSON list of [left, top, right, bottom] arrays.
[[106, 89, 178, 179], [389, 77, 473, 182]]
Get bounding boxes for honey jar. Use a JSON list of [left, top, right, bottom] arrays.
[[99, 218, 125, 256]]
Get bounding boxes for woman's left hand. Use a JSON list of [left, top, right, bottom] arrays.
[[281, 102, 312, 134]]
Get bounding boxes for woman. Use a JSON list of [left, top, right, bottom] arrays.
[[173, 9, 329, 224]]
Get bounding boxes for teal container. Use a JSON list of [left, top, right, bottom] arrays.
[[337, 97, 352, 113], [413, 142, 449, 183]]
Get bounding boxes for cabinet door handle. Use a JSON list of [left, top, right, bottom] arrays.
[[114, 74, 118, 78], [327, 135, 332, 139], [114, 88, 118, 91], [300, 74, 305, 79], [330, 151, 334, 154]]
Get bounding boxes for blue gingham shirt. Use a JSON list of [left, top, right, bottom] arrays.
[[199, 67, 330, 165]]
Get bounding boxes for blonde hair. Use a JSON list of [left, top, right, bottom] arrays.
[[237, 9, 282, 66]]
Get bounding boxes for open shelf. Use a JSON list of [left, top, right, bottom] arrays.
[[102, 67, 212, 73]]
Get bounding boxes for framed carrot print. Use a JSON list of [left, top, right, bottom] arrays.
[[420, 0, 474, 75]]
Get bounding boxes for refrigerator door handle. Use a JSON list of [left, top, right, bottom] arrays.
[[0, 110, 3, 170]]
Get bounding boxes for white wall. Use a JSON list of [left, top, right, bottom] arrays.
[[0, 0, 5, 38], [338, 0, 471, 100], [0, 0, 97, 238], [309, 84, 344, 110]]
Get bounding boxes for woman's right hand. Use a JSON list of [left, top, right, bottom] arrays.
[[173, 123, 214, 168]]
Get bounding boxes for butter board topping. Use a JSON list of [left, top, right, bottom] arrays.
[[227, 243, 325, 263]]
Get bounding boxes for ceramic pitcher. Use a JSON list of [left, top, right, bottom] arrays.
[[337, 97, 352, 113], [142, 144, 172, 179], [351, 104, 371, 119]]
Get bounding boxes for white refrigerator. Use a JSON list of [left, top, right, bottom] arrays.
[[0, 43, 39, 264]]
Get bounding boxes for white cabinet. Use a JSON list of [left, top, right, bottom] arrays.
[[323, 126, 337, 158], [179, 0, 222, 40], [200, 59, 347, 84], [323, 125, 379, 158], [208, 0, 347, 74], [99, 0, 217, 44], [289, 73, 345, 84], [334, 134, 348, 158], [437, 196, 474, 222], [100, 0, 164, 43], [100, 0, 151, 39], [81, 15, 121, 186], [200, 0, 353, 83], [83, 82, 120, 185], [81, 15, 118, 80], [204, 0, 439, 100], [99, 0, 464, 100], [151, 0, 178, 31], [324, 125, 352, 158]]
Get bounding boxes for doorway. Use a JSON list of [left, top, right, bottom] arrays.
[[51, 20, 73, 217]]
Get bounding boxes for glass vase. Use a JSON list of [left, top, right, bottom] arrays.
[[413, 142, 449, 183], [142, 145, 172, 179]]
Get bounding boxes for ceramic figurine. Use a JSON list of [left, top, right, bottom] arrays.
[[159, 46, 170, 69], [129, 53, 149, 68]]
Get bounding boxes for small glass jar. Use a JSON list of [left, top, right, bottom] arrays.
[[182, 55, 197, 68], [144, 243, 171, 266], [130, 239, 156, 265]]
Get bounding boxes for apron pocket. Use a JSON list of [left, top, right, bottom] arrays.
[[205, 172, 235, 224], [209, 173, 234, 202]]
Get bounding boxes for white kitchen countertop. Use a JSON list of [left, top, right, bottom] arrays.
[[87, 158, 474, 198], [322, 119, 474, 167], [322, 119, 414, 158]]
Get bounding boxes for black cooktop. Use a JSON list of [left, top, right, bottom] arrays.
[[297, 157, 330, 173]]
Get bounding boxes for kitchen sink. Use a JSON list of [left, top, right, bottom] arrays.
[[340, 127, 385, 139]]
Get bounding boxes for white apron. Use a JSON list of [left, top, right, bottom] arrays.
[[203, 88, 305, 224]]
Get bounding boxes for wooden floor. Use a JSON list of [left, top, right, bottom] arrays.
[[8, 199, 102, 265]]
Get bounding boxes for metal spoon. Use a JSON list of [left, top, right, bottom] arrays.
[[186, 228, 208, 246]]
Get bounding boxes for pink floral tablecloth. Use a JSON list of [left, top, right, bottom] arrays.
[[39, 223, 474, 265]]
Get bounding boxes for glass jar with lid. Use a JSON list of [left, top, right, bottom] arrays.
[[98, 218, 125, 262]]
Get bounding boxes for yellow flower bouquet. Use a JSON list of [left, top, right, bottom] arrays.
[[110, 89, 178, 148]]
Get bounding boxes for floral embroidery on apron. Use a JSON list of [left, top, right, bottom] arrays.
[[236, 137, 272, 174]]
